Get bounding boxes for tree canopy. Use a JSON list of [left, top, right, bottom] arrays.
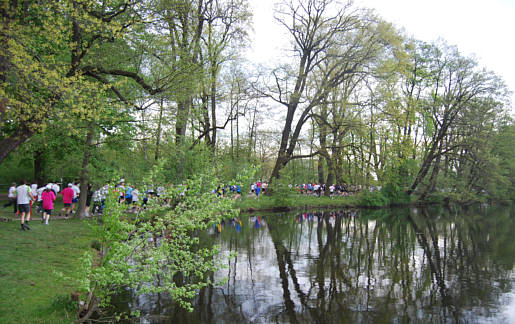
[[1, 0, 513, 203]]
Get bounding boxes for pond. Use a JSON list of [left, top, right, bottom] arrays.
[[116, 204, 515, 323]]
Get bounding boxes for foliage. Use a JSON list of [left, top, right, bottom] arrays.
[[0, 148, 33, 188], [359, 190, 389, 207], [422, 191, 448, 204], [161, 142, 214, 183], [73, 166, 254, 320], [381, 183, 411, 205], [1, 0, 138, 162], [379, 161, 415, 204], [269, 167, 296, 207], [1, 0, 513, 206], [490, 123, 515, 200]]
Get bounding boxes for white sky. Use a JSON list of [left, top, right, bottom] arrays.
[[247, 0, 515, 111]]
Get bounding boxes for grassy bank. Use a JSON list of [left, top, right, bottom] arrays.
[[235, 190, 511, 212], [0, 206, 94, 324], [235, 193, 362, 211]]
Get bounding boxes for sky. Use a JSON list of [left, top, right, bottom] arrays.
[[247, 0, 515, 111]]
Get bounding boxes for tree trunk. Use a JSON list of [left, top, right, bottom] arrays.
[[309, 121, 315, 177], [34, 148, 45, 185], [202, 92, 212, 146], [236, 102, 240, 159], [210, 66, 217, 153], [407, 122, 449, 196], [335, 154, 344, 185], [325, 156, 335, 186], [271, 104, 297, 179], [154, 98, 164, 161], [230, 88, 234, 159], [420, 141, 443, 200], [77, 122, 95, 219], [175, 99, 190, 145], [248, 105, 257, 159], [317, 156, 325, 184], [141, 110, 148, 166]]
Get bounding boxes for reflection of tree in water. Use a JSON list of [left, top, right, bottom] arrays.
[[266, 206, 514, 323], [118, 206, 514, 323]]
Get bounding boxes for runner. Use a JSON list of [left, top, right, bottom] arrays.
[[118, 181, 125, 203], [71, 181, 80, 214], [17, 179, 35, 231], [60, 183, 74, 218], [85, 184, 93, 217], [125, 184, 133, 204], [29, 182, 38, 221], [131, 186, 139, 211], [3, 182, 17, 217], [51, 181, 60, 196], [41, 184, 56, 225], [37, 185, 45, 221]]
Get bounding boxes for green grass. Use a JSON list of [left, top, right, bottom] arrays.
[[0, 200, 94, 324], [235, 193, 361, 211]]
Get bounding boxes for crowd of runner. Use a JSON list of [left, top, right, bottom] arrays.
[[2, 179, 91, 230], [2, 178, 188, 231], [3, 177, 379, 231], [292, 183, 381, 197]]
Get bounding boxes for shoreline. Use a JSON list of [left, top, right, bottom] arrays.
[[237, 195, 512, 213]]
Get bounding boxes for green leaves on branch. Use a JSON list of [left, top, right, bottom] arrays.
[[76, 166, 252, 319]]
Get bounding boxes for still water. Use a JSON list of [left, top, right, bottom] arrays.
[[117, 204, 515, 323]]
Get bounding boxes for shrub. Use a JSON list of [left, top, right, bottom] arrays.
[[359, 190, 389, 207], [269, 168, 296, 207], [381, 183, 411, 205]]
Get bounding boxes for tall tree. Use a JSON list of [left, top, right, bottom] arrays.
[[406, 42, 507, 196], [0, 0, 163, 164], [264, 0, 387, 180], [200, 0, 251, 151]]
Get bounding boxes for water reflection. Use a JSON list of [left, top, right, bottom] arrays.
[[118, 205, 515, 323]]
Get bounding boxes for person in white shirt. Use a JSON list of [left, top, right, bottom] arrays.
[[313, 183, 320, 195], [329, 184, 335, 196], [131, 187, 139, 211], [118, 183, 125, 203], [71, 181, 80, 213], [37, 186, 45, 221], [92, 190, 101, 214], [16, 179, 35, 230], [101, 185, 108, 201], [3, 182, 17, 215], [30, 183, 38, 219], [156, 185, 164, 197], [30, 183, 38, 195], [51, 182, 60, 195]]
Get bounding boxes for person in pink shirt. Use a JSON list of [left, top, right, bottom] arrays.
[[41, 184, 56, 225], [60, 183, 74, 218]]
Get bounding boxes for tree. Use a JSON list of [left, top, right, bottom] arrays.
[[406, 42, 507, 197], [0, 0, 165, 165], [73, 168, 245, 321], [199, 0, 251, 151], [264, 0, 388, 180]]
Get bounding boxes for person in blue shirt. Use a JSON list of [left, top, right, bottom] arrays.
[[125, 185, 133, 204]]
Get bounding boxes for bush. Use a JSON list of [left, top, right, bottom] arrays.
[[359, 190, 389, 207], [447, 190, 483, 204], [269, 168, 296, 207], [381, 183, 411, 205], [423, 191, 447, 203]]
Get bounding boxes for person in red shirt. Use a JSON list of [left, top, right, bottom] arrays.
[[60, 183, 74, 218], [41, 184, 56, 225]]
